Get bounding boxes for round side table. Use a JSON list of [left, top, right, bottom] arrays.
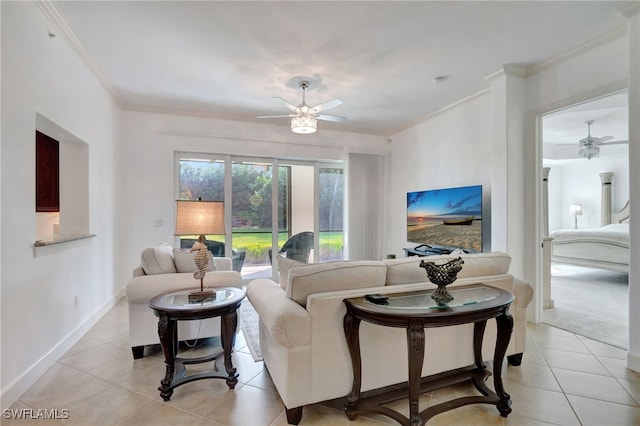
[[149, 286, 245, 401]]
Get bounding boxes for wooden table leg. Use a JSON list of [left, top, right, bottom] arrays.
[[473, 320, 488, 369], [493, 310, 514, 416], [344, 309, 362, 420], [407, 319, 425, 426], [221, 310, 239, 389], [157, 312, 177, 401]]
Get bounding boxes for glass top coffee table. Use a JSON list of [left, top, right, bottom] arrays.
[[149, 287, 245, 401], [343, 284, 514, 425]]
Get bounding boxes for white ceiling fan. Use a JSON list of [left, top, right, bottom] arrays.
[[257, 81, 347, 134], [578, 120, 626, 160]]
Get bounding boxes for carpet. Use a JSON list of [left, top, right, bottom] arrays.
[[238, 299, 263, 361], [544, 263, 628, 349]]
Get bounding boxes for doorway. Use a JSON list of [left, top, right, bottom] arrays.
[[540, 91, 629, 348]]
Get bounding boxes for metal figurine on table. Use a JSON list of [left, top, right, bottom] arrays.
[[420, 257, 464, 306]]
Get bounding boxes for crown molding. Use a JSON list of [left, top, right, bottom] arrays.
[[485, 64, 529, 82], [388, 88, 491, 136], [614, 1, 640, 19], [526, 24, 628, 77], [484, 23, 627, 82], [34, 0, 124, 107]]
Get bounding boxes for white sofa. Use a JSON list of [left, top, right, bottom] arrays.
[[246, 251, 533, 424], [126, 244, 243, 359]]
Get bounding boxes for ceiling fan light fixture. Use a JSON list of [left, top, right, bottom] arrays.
[[579, 144, 599, 160], [291, 114, 317, 134]]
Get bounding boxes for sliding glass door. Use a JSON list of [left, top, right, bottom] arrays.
[[319, 166, 344, 261], [230, 159, 284, 280], [176, 153, 343, 281], [176, 156, 226, 252]]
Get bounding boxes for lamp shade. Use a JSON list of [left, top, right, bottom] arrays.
[[570, 203, 583, 216], [291, 115, 317, 134], [174, 200, 225, 235]]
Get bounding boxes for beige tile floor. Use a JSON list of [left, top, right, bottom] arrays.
[[5, 296, 640, 425]]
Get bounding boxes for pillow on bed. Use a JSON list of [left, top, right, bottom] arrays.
[[603, 223, 629, 231]]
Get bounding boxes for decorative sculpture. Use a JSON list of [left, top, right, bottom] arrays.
[[188, 235, 214, 303], [191, 235, 209, 281], [420, 257, 464, 307]]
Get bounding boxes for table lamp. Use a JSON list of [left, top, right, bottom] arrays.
[[570, 203, 582, 229], [175, 199, 225, 302]]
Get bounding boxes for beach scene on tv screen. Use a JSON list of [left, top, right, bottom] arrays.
[[407, 185, 482, 252]]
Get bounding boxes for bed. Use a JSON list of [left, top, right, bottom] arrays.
[[550, 201, 630, 272]]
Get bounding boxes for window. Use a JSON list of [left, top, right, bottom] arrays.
[[177, 153, 343, 279], [319, 167, 344, 261]]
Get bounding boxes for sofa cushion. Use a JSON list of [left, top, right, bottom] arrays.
[[140, 244, 177, 275], [384, 251, 511, 285], [276, 254, 306, 290], [286, 261, 387, 307], [173, 248, 216, 273]]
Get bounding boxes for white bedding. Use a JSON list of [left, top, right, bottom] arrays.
[[549, 223, 629, 247], [550, 223, 629, 271]]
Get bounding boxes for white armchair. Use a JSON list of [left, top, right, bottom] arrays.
[[126, 245, 243, 359]]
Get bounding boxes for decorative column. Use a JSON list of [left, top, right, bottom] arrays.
[[486, 65, 527, 278], [600, 172, 614, 226]]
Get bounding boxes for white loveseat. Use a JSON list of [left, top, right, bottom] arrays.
[[126, 244, 243, 359], [246, 251, 533, 424]]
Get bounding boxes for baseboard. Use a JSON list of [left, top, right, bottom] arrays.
[[627, 350, 640, 373], [0, 288, 126, 410]]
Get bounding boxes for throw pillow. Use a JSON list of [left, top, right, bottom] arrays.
[[140, 245, 177, 275], [276, 254, 306, 290], [173, 248, 216, 273]]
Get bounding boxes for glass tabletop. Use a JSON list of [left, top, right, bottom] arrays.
[[368, 286, 500, 310], [159, 288, 236, 307]]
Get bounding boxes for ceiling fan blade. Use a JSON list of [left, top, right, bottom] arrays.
[[273, 97, 299, 112], [309, 98, 343, 113], [315, 114, 347, 122], [595, 136, 614, 143], [600, 140, 629, 146], [256, 114, 296, 119]]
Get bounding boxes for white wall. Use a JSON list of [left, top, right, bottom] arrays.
[[386, 32, 630, 319], [116, 111, 386, 288], [545, 156, 629, 231], [385, 92, 493, 258], [1, 2, 120, 406]]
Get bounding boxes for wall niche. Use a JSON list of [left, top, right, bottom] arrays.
[[35, 114, 91, 245]]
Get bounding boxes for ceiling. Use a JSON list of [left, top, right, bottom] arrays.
[[53, 1, 629, 137], [543, 92, 629, 162]]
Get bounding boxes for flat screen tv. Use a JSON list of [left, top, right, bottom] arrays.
[[407, 184, 482, 252]]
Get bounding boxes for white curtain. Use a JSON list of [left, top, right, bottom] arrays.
[[346, 153, 384, 260]]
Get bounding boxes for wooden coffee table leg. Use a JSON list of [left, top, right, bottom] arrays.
[[343, 310, 362, 420], [157, 312, 177, 401], [493, 311, 514, 417], [473, 320, 488, 369], [221, 310, 238, 389], [407, 319, 425, 426]]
